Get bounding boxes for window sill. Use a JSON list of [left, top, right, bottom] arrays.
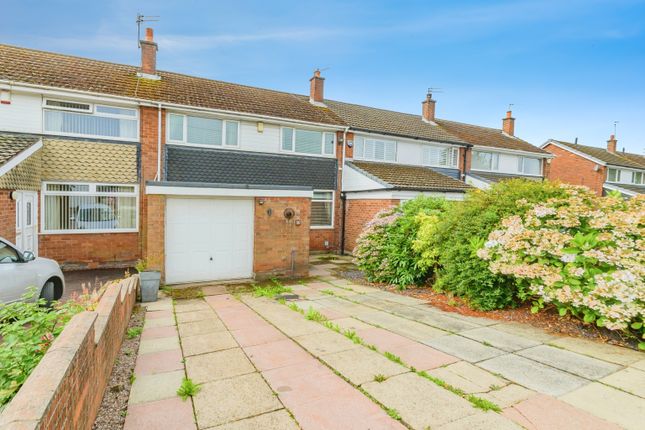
[[40, 229, 138, 235], [310, 226, 334, 230]]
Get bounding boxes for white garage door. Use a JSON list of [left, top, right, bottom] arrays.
[[165, 197, 254, 284]]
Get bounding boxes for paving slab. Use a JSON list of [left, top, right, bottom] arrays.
[[294, 330, 361, 355], [313, 297, 373, 315], [202, 284, 227, 296], [319, 347, 409, 385], [504, 393, 622, 430], [174, 299, 211, 313], [367, 290, 428, 306], [175, 309, 219, 323], [517, 344, 622, 379], [123, 396, 196, 430], [128, 370, 185, 404], [480, 384, 535, 408], [428, 361, 507, 394], [193, 373, 282, 429], [146, 309, 173, 319], [210, 410, 298, 430], [177, 318, 227, 337], [363, 372, 476, 428], [263, 315, 328, 337], [144, 299, 173, 312], [331, 317, 375, 332], [317, 286, 359, 297], [424, 334, 505, 362], [230, 325, 287, 347], [438, 411, 521, 430], [181, 331, 238, 356], [631, 359, 645, 371], [491, 322, 558, 343], [385, 318, 448, 342], [356, 327, 415, 351], [134, 349, 184, 376], [600, 367, 645, 398], [479, 354, 588, 396], [390, 305, 479, 332], [138, 336, 181, 354], [350, 294, 399, 311], [140, 325, 178, 341], [143, 317, 175, 329], [560, 382, 644, 429], [460, 327, 542, 352], [549, 337, 643, 366], [243, 339, 312, 371], [185, 348, 254, 384], [394, 342, 458, 370], [205, 294, 242, 309]]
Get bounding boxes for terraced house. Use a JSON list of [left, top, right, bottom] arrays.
[[0, 29, 550, 283], [542, 136, 645, 197]]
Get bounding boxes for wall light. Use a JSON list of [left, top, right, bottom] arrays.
[[256, 121, 264, 133]]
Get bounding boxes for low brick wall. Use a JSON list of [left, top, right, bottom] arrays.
[[0, 276, 139, 430]]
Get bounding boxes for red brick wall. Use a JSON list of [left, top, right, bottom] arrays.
[[0, 277, 138, 430], [343, 198, 400, 253], [543, 143, 605, 195], [254, 196, 310, 278], [0, 190, 16, 243], [39, 233, 139, 270]]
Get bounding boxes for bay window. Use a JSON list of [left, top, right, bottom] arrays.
[[518, 156, 541, 175], [43, 99, 138, 140], [607, 168, 620, 182], [311, 191, 334, 228], [281, 128, 335, 156], [471, 151, 499, 171], [42, 183, 138, 233], [632, 171, 643, 184], [168, 113, 239, 147], [422, 146, 459, 168], [353, 137, 396, 162]]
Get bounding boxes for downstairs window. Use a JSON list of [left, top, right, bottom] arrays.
[[311, 191, 334, 228]]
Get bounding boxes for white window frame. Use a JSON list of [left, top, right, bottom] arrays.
[[517, 156, 542, 176], [167, 112, 240, 148], [471, 150, 500, 172], [421, 145, 459, 168], [42, 99, 139, 141], [41, 181, 139, 234], [632, 171, 644, 185], [353, 136, 398, 162], [280, 127, 336, 157], [607, 168, 621, 183], [311, 190, 335, 229]]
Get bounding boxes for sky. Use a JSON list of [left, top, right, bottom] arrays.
[[3, 0, 645, 153]]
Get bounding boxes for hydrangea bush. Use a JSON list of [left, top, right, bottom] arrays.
[[478, 185, 645, 347]]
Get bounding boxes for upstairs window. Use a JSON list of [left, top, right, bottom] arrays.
[[607, 168, 620, 183], [518, 156, 541, 175], [422, 146, 459, 168], [168, 113, 239, 147], [281, 128, 335, 156], [354, 137, 396, 162], [43, 99, 138, 140], [471, 151, 499, 171]]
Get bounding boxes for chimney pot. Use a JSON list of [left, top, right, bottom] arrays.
[[422, 91, 436, 123], [607, 134, 617, 153], [502, 110, 515, 136], [140, 27, 158, 76], [309, 69, 325, 105]]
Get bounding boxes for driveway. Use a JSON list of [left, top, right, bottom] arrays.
[[126, 258, 645, 429]]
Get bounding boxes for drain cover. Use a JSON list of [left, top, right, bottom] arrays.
[[275, 293, 299, 301]]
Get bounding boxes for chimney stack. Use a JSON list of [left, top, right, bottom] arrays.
[[140, 28, 158, 76], [607, 134, 617, 153], [309, 69, 325, 105], [422, 90, 436, 123], [502, 110, 515, 136]]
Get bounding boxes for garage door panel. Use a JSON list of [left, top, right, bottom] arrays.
[[166, 198, 254, 284]]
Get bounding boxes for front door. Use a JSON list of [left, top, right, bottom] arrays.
[[15, 191, 38, 255]]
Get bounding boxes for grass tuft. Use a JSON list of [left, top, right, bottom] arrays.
[[467, 395, 502, 412], [177, 378, 201, 401], [305, 307, 328, 322], [343, 329, 363, 344], [373, 374, 387, 382], [323, 321, 341, 332], [253, 283, 293, 298], [126, 327, 142, 339], [386, 408, 401, 420], [383, 351, 403, 365], [320, 289, 336, 296]]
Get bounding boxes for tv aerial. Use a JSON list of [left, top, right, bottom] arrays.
[[137, 13, 160, 47]]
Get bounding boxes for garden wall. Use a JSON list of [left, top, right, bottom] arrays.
[[0, 276, 139, 430]]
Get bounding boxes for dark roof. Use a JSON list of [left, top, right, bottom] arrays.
[[347, 161, 471, 192], [0, 44, 344, 126], [165, 145, 337, 189], [604, 183, 645, 195], [549, 140, 645, 169], [435, 119, 547, 154], [468, 171, 543, 184], [0, 133, 40, 168], [324, 100, 467, 145]]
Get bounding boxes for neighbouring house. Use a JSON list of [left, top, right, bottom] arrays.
[[0, 28, 549, 283], [542, 136, 645, 197]]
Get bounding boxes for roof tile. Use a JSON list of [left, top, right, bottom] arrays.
[[550, 140, 645, 169], [348, 161, 471, 192]]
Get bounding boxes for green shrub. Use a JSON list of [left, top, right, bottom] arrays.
[[353, 197, 450, 287], [431, 179, 568, 310]]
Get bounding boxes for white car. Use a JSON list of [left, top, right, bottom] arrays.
[[74, 203, 118, 230], [0, 237, 65, 304]]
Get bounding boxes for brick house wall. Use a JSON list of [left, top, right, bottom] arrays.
[[0, 189, 16, 242], [543, 143, 605, 195], [39, 233, 139, 270], [254, 196, 310, 278], [343, 198, 400, 253]]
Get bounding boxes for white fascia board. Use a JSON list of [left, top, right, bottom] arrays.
[[2, 81, 346, 130], [472, 144, 554, 158], [603, 183, 638, 197], [541, 140, 606, 165], [0, 139, 43, 177], [146, 185, 313, 198]]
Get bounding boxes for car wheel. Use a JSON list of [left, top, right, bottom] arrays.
[[40, 281, 56, 304]]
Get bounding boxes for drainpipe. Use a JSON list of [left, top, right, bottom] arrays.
[[155, 103, 162, 181], [340, 192, 347, 255], [461, 145, 470, 181]]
